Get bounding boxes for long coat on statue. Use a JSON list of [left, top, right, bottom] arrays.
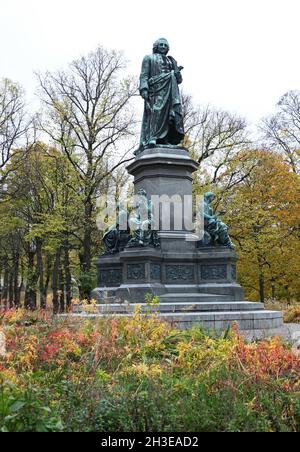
[[139, 53, 185, 149]]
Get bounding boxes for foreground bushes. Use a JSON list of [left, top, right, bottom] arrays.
[[0, 308, 300, 432]]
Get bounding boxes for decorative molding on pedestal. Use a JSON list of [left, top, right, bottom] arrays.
[[127, 264, 145, 281], [201, 265, 227, 281], [150, 263, 161, 280], [166, 265, 195, 282], [99, 268, 122, 286]]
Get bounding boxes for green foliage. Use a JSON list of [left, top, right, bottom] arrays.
[[78, 270, 97, 297], [0, 380, 63, 432], [145, 293, 160, 305], [85, 368, 300, 433]]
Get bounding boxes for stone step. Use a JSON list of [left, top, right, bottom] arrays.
[[159, 293, 232, 303], [165, 283, 243, 295], [73, 301, 265, 314], [164, 285, 205, 294], [162, 310, 284, 330], [65, 310, 283, 331]]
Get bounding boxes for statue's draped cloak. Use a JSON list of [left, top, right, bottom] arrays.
[[139, 53, 184, 148]]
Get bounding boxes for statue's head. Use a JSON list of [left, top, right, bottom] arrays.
[[153, 38, 169, 55], [204, 192, 215, 203]]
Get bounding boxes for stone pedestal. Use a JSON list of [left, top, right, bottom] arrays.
[[93, 247, 243, 303], [92, 146, 283, 331], [127, 147, 198, 233]]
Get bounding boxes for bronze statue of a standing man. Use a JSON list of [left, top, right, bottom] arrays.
[[137, 38, 185, 154]]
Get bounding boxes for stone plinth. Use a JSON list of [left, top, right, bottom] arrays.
[[127, 147, 198, 233]]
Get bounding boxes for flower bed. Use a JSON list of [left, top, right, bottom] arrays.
[[0, 308, 300, 432]]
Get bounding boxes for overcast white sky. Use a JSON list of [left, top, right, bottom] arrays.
[[1, 0, 300, 126]]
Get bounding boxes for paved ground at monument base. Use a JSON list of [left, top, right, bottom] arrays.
[[242, 323, 300, 343]]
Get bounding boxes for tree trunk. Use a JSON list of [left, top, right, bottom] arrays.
[[64, 240, 72, 310], [36, 238, 46, 309], [285, 285, 291, 306], [13, 252, 20, 306], [52, 248, 61, 314], [59, 265, 65, 313], [3, 267, 9, 308], [259, 272, 265, 304], [44, 255, 52, 303], [80, 198, 93, 300], [25, 246, 38, 309], [271, 278, 276, 300], [19, 261, 25, 306], [8, 272, 14, 308]]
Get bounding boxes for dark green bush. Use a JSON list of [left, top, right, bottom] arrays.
[[0, 381, 63, 432]]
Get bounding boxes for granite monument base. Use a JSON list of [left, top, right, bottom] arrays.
[[90, 245, 283, 331]]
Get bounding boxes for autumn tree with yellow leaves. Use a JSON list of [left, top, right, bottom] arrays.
[[220, 150, 300, 303]]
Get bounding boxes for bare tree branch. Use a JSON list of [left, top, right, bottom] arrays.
[[0, 78, 30, 184], [262, 90, 300, 174]]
